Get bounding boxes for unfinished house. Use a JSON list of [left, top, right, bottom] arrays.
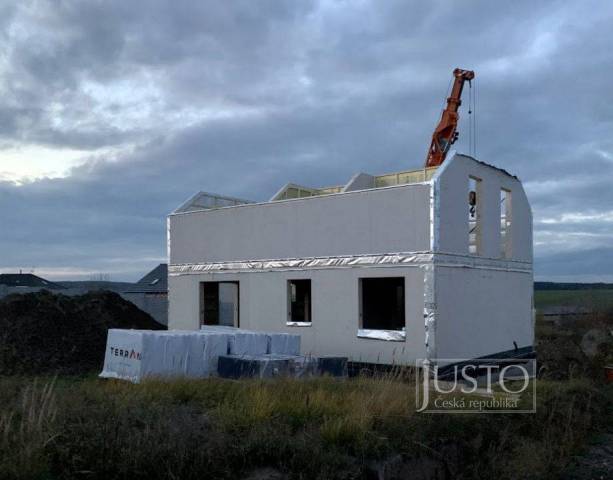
[[167, 152, 533, 365]]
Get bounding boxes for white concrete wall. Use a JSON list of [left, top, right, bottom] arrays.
[[434, 266, 534, 359], [169, 183, 431, 265], [169, 266, 426, 364], [434, 154, 532, 262], [430, 154, 534, 360]]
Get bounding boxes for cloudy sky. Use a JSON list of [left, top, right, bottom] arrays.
[[0, 0, 612, 282]]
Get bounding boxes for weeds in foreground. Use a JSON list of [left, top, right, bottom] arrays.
[[0, 378, 57, 479], [0, 375, 610, 480]]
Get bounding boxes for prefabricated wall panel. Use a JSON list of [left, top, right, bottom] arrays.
[[433, 154, 532, 262], [430, 155, 534, 361], [434, 267, 534, 360], [169, 183, 431, 265], [169, 266, 426, 365]]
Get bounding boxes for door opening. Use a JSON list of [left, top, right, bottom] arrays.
[[200, 281, 239, 327]]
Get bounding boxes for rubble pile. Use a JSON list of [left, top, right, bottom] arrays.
[[0, 290, 164, 375]]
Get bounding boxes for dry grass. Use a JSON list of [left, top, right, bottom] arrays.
[[0, 373, 610, 480], [536, 312, 613, 380], [0, 378, 57, 479]]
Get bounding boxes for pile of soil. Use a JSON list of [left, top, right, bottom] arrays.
[[0, 290, 165, 375]]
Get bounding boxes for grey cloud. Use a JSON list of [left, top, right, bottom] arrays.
[[536, 247, 613, 282], [0, 0, 612, 279]]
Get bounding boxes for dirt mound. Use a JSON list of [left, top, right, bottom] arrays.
[[0, 290, 165, 375]]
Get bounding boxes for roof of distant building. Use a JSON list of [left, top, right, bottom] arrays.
[[0, 273, 66, 290], [123, 264, 168, 294]]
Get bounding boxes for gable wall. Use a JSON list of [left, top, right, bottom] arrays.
[[169, 183, 431, 265], [434, 154, 532, 262]]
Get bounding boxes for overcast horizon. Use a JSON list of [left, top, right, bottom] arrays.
[[1, 1, 612, 282]]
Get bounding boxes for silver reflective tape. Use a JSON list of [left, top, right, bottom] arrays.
[[170, 252, 431, 274], [169, 252, 531, 276], [423, 264, 437, 361], [430, 178, 440, 251], [357, 329, 406, 342]]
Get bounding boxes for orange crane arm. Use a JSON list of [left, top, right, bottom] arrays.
[[425, 68, 475, 168]]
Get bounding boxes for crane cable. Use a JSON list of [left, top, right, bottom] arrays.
[[467, 78, 477, 158], [468, 80, 473, 156], [473, 78, 477, 159]]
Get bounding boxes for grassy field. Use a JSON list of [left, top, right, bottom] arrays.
[[1, 289, 612, 479], [0, 374, 611, 480], [534, 288, 613, 311]]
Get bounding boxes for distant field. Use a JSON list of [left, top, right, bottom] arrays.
[[534, 288, 613, 311]]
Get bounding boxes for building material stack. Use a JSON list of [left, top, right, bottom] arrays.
[[100, 326, 347, 382]]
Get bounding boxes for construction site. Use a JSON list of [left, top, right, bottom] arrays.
[[1, 65, 611, 480], [92, 68, 534, 383]]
